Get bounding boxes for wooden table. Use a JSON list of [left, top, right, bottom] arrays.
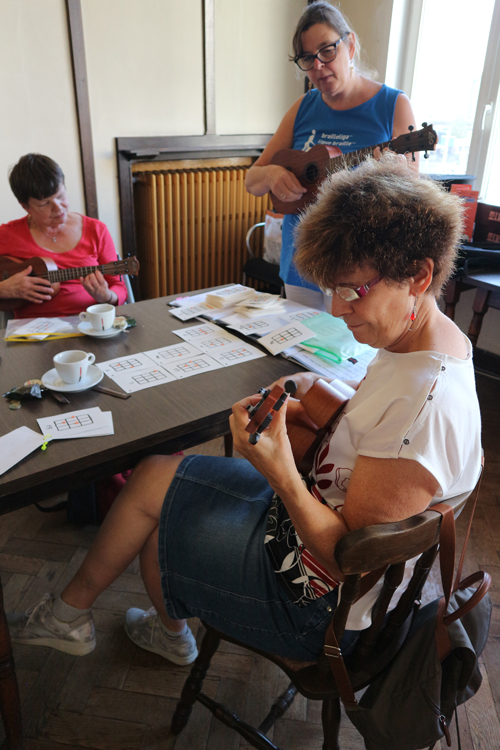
[[0, 294, 301, 748], [0, 295, 300, 515], [444, 270, 500, 347]]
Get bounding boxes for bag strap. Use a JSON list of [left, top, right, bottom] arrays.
[[454, 458, 484, 591], [322, 566, 387, 709]]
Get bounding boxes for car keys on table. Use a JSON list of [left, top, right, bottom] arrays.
[[245, 380, 297, 444]]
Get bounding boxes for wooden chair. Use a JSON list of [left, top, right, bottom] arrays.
[[170, 491, 471, 750], [242, 222, 283, 295]]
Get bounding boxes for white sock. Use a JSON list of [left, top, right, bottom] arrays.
[[160, 621, 188, 639], [52, 596, 90, 623]]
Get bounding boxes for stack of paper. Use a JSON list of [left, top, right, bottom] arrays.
[[37, 407, 114, 439], [234, 292, 286, 318], [205, 285, 255, 308], [5, 317, 76, 342]]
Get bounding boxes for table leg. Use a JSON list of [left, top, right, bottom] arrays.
[[224, 433, 233, 458], [468, 288, 490, 348], [0, 578, 23, 749]]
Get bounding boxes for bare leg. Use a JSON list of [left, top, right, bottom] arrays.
[[61, 454, 185, 631]]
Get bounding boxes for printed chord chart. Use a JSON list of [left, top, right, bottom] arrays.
[[271, 327, 303, 344], [109, 358, 144, 372], [163, 355, 222, 380], [210, 344, 266, 367], [198, 336, 234, 350], [156, 346, 194, 361], [287, 309, 321, 322], [132, 369, 169, 385], [239, 320, 271, 331], [54, 414, 94, 431]]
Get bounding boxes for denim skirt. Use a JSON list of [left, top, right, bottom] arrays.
[[158, 454, 342, 660]]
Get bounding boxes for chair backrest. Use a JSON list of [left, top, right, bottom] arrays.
[[330, 489, 473, 686], [245, 222, 265, 259]]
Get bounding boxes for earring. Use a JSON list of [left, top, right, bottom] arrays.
[[308, 80, 313, 92], [350, 61, 354, 78], [408, 295, 418, 331]]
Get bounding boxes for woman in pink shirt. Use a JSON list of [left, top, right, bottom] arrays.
[[0, 153, 127, 318]]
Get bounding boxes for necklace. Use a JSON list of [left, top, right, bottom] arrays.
[[28, 216, 62, 243]]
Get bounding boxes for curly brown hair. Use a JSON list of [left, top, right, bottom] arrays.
[[294, 155, 465, 296]]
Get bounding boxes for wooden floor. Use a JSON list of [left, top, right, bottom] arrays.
[[1, 370, 499, 750]]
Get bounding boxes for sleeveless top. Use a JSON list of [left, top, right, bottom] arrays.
[[280, 84, 403, 290]]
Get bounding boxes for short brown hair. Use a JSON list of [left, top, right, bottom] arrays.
[[9, 153, 65, 205], [294, 155, 465, 296]]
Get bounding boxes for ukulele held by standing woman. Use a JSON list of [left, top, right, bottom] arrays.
[[0, 153, 128, 318], [245, 0, 419, 312]]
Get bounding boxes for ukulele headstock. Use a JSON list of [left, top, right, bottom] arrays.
[[123, 256, 140, 275], [391, 123, 438, 158]]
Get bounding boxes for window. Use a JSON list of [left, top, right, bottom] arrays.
[[388, 0, 500, 204]]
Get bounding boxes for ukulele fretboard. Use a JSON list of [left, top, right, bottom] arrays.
[[327, 139, 392, 174], [46, 262, 130, 283]]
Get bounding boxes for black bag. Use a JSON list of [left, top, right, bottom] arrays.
[[325, 493, 491, 750]]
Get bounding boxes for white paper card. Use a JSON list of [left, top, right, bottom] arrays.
[[106, 365, 178, 393], [258, 322, 316, 355], [169, 303, 216, 321], [37, 408, 114, 439], [96, 352, 157, 378], [13, 317, 73, 339], [208, 343, 266, 366], [0, 427, 46, 476]]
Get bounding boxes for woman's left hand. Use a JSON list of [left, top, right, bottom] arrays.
[[230, 394, 300, 495], [81, 269, 116, 304]]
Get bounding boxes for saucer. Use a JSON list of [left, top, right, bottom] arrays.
[[77, 322, 122, 339], [41, 365, 104, 393]]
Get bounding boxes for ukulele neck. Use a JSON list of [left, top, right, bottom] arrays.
[[328, 139, 391, 172], [46, 261, 128, 283]]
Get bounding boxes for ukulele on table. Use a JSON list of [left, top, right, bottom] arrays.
[[270, 123, 438, 215], [246, 378, 355, 475], [0, 255, 140, 311]]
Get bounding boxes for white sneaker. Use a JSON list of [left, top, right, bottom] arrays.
[[7, 593, 96, 656], [124, 607, 198, 665]]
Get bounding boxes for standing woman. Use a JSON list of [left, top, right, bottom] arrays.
[[245, 0, 418, 310]]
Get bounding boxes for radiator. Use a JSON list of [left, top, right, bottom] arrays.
[[133, 158, 271, 299]]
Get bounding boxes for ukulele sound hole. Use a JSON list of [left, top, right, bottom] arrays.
[[304, 163, 319, 184]]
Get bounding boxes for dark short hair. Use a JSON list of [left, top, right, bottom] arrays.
[[294, 155, 465, 296], [8, 154, 65, 205]]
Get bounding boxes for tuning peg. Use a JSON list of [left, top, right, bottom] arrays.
[[424, 151, 429, 159], [422, 122, 428, 128], [412, 152, 416, 162], [408, 125, 414, 132]]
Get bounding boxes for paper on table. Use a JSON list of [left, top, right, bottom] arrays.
[[0, 427, 46, 476], [257, 322, 316, 355], [12, 317, 73, 339], [282, 345, 376, 380], [37, 407, 114, 439], [169, 302, 217, 321]]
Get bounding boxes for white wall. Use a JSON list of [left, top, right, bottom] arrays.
[[81, 0, 205, 253], [214, 0, 305, 135], [0, 0, 84, 223]]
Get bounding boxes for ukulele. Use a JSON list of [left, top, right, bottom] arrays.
[[246, 377, 355, 475], [0, 255, 140, 311], [269, 123, 438, 214]]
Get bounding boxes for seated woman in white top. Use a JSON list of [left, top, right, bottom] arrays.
[[8, 155, 481, 666]]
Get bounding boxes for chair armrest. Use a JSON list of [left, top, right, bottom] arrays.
[[245, 222, 265, 258]]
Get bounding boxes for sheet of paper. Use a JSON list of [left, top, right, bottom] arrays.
[[172, 322, 223, 342], [257, 322, 316, 355], [37, 408, 114, 439], [0, 427, 46, 476], [96, 352, 157, 378], [207, 342, 266, 367], [169, 292, 208, 307], [169, 302, 217, 321], [13, 317, 73, 339], [162, 353, 223, 379], [283, 346, 376, 381], [221, 314, 286, 336], [144, 342, 204, 365], [104, 365, 178, 393], [282, 308, 323, 324]]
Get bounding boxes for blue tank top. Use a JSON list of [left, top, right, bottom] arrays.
[[281, 84, 403, 289]]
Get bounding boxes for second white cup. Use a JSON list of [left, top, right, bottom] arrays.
[[79, 303, 115, 331], [53, 350, 96, 384]]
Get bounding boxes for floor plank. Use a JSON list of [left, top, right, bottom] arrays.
[[1, 367, 499, 749]]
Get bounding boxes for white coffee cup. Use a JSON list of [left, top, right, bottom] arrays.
[[53, 350, 96, 384], [79, 303, 115, 331]]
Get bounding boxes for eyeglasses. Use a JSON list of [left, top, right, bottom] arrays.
[[321, 274, 382, 302], [294, 33, 349, 71]]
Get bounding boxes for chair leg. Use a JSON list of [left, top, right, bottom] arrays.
[[321, 696, 341, 750], [170, 627, 221, 735], [0, 579, 23, 749]]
